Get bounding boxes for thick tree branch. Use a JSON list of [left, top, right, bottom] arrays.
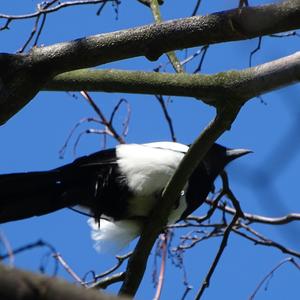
[[1, 0, 300, 124], [45, 51, 300, 104], [30, 0, 300, 71], [0, 264, 130, 300]]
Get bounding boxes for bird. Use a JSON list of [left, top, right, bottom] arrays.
[[0, 142, 251, 252]]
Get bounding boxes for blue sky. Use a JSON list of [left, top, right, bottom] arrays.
[[1, 1, 300, 299]]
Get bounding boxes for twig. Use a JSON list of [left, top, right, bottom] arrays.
[[249, 36, 262, 67], [90, 272, 126, 289], [153, 232, 169, 300], [108, 98, 131, 138], [194, 172, 244, 300], [84, 252, 132, 285], [181, 285, 193, 300], [202, 198, 300, 226], [249, 257, 300, 300], [237, 224, 300, 258], [193, 45, 209, 73], [155, 95, 176, 142], [149, 0, 180, 142], [59, 117, 103, 158], [0, 230, 14, 265], [18, 14, 41, 53], [0, 239, 56, 259], [33, 13, 47, 46], [72, 128, 112, 156], [53, 253, 87, 286], [191, 0, 202, 16], [0, 0, 113, 21], [194, 213, 240, 299], [149, 0, 184, 73], [80, 91, 125, 144]]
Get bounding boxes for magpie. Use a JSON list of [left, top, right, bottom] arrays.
[[0, 142, 250, 252]]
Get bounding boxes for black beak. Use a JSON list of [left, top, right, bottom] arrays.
[[226, 148, 253, 160]]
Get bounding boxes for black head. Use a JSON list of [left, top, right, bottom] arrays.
[[180, 143, 251, 220], [203, 143, 252, 179]]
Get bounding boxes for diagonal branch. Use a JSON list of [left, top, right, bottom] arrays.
[[119, 100, 243, 296]]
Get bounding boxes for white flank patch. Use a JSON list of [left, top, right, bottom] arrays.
[[88, 218, 142, 253], [116, 142, 187, 196]]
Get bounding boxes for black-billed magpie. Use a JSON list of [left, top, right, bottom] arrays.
[[0, 142, 250, 252]]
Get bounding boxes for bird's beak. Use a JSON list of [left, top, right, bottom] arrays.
[[226, 148, 253, 160]]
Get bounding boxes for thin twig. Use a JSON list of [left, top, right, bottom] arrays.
[[84, 252, 132, 285], [249, 36, 262, 67], [193, 45, 209, 73], [18, 14, 41, 53], [90, 272, 126, 289], [249, 257, 300, 300], [202, 198, 300, 226], [0, 230, 14, 265], [153, 232, 169, 300], [80, 91, 125, 144], [194, 172, 244, 300], [194, 212, 240, 299], [0, 0, 113, 21], [191, 0, 202, 16], [155, 95, 176, 142], [0, 239, 56, 259], [239, 224, 300, 258], [53, 253, 87, 286], [149, 0, 184, 73], [59, 117, 103, 158]]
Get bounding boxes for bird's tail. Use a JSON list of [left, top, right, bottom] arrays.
[[0, 170, 76, 223], [88, 218, 142, 253]]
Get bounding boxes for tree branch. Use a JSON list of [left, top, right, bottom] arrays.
[[45, 51, 300, 105], [201, 198, 300, 226], [1, 0, 300, 124], [0, 264, 130, 300]]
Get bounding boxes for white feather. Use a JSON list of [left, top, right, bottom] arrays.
[[88, 218, 142, 253], [88, 194, 187, 254], [116, 143, 187, 195]]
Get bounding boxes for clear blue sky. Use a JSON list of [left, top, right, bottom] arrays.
[[1, 1, 300, 299]]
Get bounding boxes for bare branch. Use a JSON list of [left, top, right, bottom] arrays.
[[155, 95, 177, 142], [153, 233, 169, 300], [53, 253, 87, 286], [80, 91, 125, 144], [201, 198, 300, 226], [0, 1, 113, 21], [194, 173, 244, 300], [249, 257, 300, 300], [91, 272, 126, 289]]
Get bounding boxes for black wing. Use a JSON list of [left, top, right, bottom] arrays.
[[57, 148, 132, 221]]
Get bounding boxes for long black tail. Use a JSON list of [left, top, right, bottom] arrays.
[[0, 170, 79, 223]]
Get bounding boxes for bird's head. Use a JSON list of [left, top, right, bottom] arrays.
[[203, 143, 252, 179]]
